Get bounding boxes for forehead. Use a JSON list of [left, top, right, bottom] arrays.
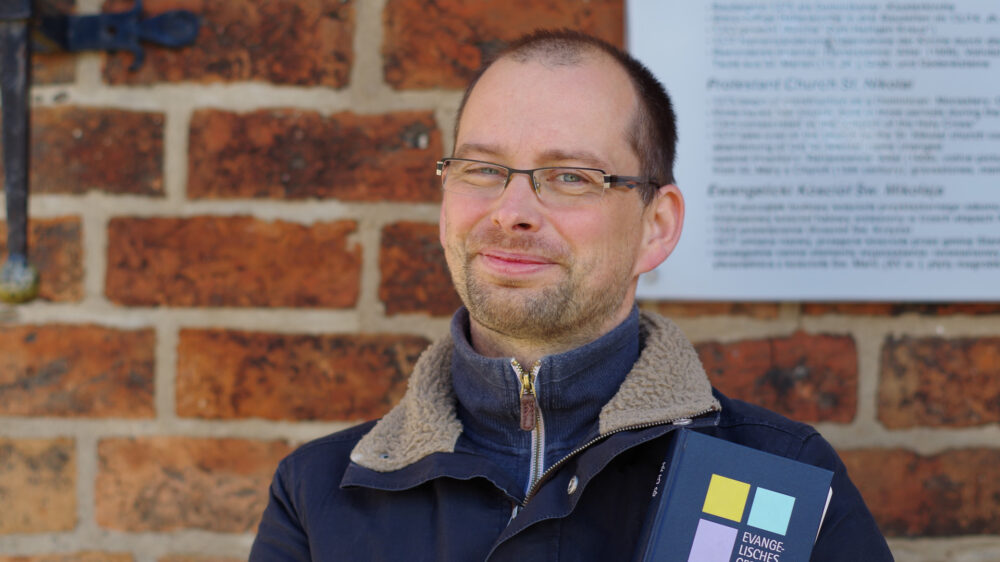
[[456, 54, 638, 165]]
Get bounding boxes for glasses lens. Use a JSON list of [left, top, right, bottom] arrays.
[[536, 168, 606, 199], [442, 160, 508, 196]]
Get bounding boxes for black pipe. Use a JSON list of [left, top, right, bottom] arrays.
[[0, 0, 39, 304]]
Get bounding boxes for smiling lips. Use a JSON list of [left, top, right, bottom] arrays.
[[477, 249, 558, 276]]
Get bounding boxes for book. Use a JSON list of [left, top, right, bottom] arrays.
[[634, 429, 834, 562]]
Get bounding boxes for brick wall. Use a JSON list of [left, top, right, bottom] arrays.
[[1, 1, 998, 560]]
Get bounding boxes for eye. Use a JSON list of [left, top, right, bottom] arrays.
[[555, 171, 584, 183], [547, 168, 601, 187], [469, 166, 503, 176], [541, 168, 604, 198], [448, 161, 508, 188]]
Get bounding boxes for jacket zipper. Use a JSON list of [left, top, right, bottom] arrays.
[[520, 407, 719, 506], [511, 359, 545, 498]]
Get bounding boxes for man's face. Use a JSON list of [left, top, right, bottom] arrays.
[[440, 54, 668, 347]]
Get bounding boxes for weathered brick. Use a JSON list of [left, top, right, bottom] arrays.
[[640, 301, 780, 319], [0, 554, 132, 562], [96, 437, 291, 532], [105, 216, 360, 308], [187, 110, 441, 202], [0, 325, 154, 418], [842, 448, 1000, 536], [102, 0, 354, 86], [33, 53, 76, 85], [379, 222, 460, 316], [32, 52, 76, 85], [383, 0, 624, 89], [802, 302, 1000, 316], [879, 336, 1000, 428], [695, 332, 857, 423], [0, 107, 163, 195], [177, 330, 427, 421], [0, 438, 76, 534], [0, 217, 83, 302]]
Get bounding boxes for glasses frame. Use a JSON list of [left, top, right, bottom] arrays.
[[435, 158, 660, 196]]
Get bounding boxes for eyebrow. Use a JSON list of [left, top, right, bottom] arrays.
[[453, 144, 612, 170], [453, 143, 503, 160], [536, 149, 611, 171]]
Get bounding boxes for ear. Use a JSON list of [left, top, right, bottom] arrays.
[[633, 184, 684, 276]]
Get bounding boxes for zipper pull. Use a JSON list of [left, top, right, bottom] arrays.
[[513, 360, 539, 432], [519, 387, 536, 432]]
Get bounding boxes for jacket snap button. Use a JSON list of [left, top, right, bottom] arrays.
[[567, 475, 579, 495]]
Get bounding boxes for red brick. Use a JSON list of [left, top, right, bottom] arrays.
[[0, 438, 76, 534], [0, 325, 154, 418], [879, 336, 1000, 428], [803, 302, 1000, 316], [383, 0, 624, 89], [32, 52, 76, 85], [0, 217, 83, 302], [695, 332, 857, 423], [0, 107, 163, 195], [187, 110, 441, 202], [379, 222, 461, 316], [802, 303, 898, 316], [640, 301, 780, 319], [96, 437, 291, 532], [105, 216, 360, 308], [102, 0, 354, 86], [842, 448, 1000, 536], [177, 330, 427, 421], [0, 555, 132, 562]]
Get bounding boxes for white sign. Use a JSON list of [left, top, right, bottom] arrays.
[[629, 1, 1000, 301]]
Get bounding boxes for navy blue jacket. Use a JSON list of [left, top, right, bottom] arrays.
[[251, 312, 892, 561]]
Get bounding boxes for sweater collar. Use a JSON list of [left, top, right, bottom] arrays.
[[449, 307, 639, 456], [350, 310, 720, 472]]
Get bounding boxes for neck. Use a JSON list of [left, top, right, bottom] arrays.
[[467, 326, 546, 368]]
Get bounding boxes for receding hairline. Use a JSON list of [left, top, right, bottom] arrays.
[[456, 45, 640, 145], [459, 36, 627, 120], [503, 36, 602, 66]]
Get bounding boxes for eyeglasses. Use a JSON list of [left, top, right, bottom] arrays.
[[436, 158, 658, 207]]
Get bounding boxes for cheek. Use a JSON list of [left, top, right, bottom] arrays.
[[441, 194, 491, 234], [561, 206, 643, 262], [440, 195, 492, 262], [439, 200, 466, 248], [439, 205, 448, 247]]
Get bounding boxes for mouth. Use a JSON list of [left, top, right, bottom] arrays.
[[476, 249, 559, 278]]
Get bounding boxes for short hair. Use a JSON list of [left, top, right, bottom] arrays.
[[453, 29, 678, 205]]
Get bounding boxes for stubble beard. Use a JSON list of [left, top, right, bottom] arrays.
[[453, 233, 633, 345]]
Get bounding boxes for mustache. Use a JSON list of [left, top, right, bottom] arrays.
[[466, 229, 569, 262]]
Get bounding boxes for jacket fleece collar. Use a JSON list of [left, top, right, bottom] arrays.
[[350, 311, 720, 472]]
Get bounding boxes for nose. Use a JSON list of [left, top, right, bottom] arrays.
[[492, 172, 542, 232]]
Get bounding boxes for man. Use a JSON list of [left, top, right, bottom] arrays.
[[250, 30, 892, 561]]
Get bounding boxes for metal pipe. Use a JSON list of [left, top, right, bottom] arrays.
[[0, 0, 39, 304]]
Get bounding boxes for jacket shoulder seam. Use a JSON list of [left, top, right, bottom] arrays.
[[285, 421, 376, 461]]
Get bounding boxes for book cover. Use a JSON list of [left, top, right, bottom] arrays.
[[634, 429, 833, 562]]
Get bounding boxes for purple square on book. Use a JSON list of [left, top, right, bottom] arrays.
[[687, 518, 738, 562]]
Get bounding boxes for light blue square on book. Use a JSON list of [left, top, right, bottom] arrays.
[[747, 487, 796, 536], [687, 518, 738, 562]]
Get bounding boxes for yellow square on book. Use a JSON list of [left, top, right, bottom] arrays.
[[702, 474, 751, 523]]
